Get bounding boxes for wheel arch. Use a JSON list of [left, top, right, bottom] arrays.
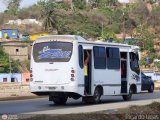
[[130, 84, 137, 94], [95, 85, 103, 95]]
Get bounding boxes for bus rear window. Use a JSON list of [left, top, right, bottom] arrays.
[[33, 41, 73, 62]]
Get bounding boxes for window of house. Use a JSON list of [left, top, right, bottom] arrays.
[[93, 46, 106, 69], [106, 47, 120, 69], [3, 78, 7, 82], [26, 78, 29, 82], [16, 49, 19, 52], [11, 78, 15, 82], [12, 31, 16, 35]]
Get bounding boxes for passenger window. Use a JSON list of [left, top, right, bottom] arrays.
[[106, 47, 120, 69], [93, 46, 106, 69]]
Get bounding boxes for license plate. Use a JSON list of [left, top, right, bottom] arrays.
[[47, 87, 57, 90]]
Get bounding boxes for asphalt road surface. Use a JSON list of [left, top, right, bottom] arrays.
[[0, 91, 160, 115]]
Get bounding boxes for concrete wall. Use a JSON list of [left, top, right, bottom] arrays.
[[3, 46, 28, 61], [0, 73, 22, 83], [1, 41, 32, 61], [22, 72, 30, 84], [29, 32, 49, 41]]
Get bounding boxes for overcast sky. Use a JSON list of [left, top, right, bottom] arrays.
[[0, 0, 38, 12]]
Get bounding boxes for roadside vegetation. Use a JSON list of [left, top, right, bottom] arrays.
[[0, 47, 20, 73], [0, 0, 160, 72]]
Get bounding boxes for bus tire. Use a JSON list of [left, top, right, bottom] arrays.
[[52, 96, 68, 105], [83, 87, 101, 104], [93, 87, 101, 103], [122, 87, 133, 101]]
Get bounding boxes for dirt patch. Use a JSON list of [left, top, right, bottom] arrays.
[[19, 102, 160, 120], [154, 81, 160, 90]]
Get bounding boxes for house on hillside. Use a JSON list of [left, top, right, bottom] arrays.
[[0, 73, 22, 83], [20, 34, 30, 41], [22, 72, 30, 84], [0, 30, 2, 39], [6, 19, 42, 26], [1, 29, 19, 39], [29, 32, 49, 41], [0, 41, 32, 61]]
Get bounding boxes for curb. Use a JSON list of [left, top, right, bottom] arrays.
[[0, 95, 47, 101]]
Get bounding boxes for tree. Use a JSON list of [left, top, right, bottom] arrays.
[[0, 47, 20, 73], [132, 24, 155, 52], [2, 0, 22, 16], [38, 0, 57, 32]]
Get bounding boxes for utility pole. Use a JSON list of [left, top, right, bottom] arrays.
[[101, 22, 104, 37], [9, 55, 12, 73], [118, 0, 129, 41], [122, 3, 125, 41]]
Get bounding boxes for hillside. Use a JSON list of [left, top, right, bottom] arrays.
[[0, 0, 160, 71]]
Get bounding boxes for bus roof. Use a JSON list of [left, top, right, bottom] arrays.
[[35, 35, 86, 43], [34, 35, 139, 50]]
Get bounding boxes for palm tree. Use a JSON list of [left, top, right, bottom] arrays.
[[39, 0, 57, 32]]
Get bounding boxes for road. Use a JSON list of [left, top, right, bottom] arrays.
[[0, 91, 160, 115]]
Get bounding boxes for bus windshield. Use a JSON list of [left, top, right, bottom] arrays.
[[33, 41, 73, 62]]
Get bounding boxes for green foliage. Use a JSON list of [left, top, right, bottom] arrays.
[[148, 6, 160, 27], [132, 24, 155, 52], [147, 0, 157, 4], [38, 0, 58, 32], [148, 53, 156, 63], [140, 59, 147, 66], [5, 0, 22, 16], [0, 47, 20, 73], [73, 0, 86, 9], [155, 62, 160, 70], [57, 2, 71, 11]]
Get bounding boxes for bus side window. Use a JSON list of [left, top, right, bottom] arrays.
[[93, 46, 106, 69], [79, 45, 84, 68], [106, 47, 120, 69]]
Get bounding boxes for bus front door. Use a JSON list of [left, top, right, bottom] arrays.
[[121, 52, 128, 94], [84, 50, 92, 95]]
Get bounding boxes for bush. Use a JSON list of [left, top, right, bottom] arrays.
[[73, 0, 86, 9], [155, 62, 160, 70], [0, 47, 20, 73]]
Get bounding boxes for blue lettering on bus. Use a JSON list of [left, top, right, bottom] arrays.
[[38, 49, 71, 59]]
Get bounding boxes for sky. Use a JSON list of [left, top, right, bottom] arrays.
[[0, 0, 39, 12]]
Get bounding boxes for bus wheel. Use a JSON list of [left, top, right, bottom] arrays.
[[52, 96, 68, 105], [122, 87, 133, 101], [83, 88, 101, 104], [93, 88, 101, 103]]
